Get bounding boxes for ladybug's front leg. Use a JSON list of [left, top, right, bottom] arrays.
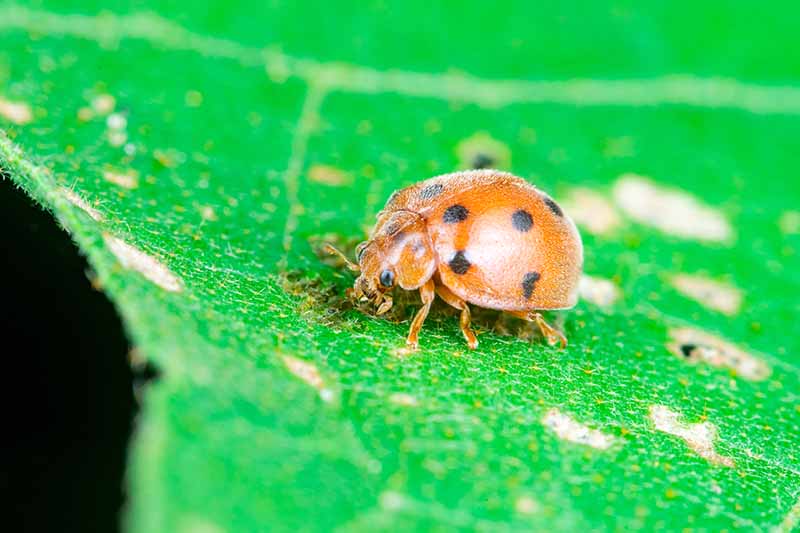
[[406, 278, 435, 349]]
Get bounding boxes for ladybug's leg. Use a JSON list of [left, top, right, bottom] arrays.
[[532, 313, 568, 348], [434, 284, 478, 349], [508, 311, 567, 348], [406, 278, 435, 349]]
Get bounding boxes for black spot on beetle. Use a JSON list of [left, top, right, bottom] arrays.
[[419, 183, 444, 200], [443, 204, 469, 223], [544, 196, 563, 217], [522, 271, 541, 299], [511, 209, 533, 232], [448, 251, 471, 275], [471, 153, 495, 169]]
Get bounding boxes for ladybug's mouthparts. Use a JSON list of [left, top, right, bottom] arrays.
[[352, 275, 393, 315]]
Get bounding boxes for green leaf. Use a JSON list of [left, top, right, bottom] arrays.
[[2, 2, 800, 531]]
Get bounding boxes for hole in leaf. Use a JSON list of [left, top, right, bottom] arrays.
[[1, 177, 136, 532]]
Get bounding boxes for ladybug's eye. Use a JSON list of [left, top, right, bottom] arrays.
[[379, 269, 395, 288]]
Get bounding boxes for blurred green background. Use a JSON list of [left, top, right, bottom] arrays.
[[2, 1, 800, 531]]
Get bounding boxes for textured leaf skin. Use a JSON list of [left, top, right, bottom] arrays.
[[1, 2, 800, 531]]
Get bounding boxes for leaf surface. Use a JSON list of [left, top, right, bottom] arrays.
[[2, 2, 800, 531]]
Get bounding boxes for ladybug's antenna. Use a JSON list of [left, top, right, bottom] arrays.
[[323, 243, 360, 272]]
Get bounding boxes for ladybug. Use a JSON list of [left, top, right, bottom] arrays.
[[325, 169, 583, 350]]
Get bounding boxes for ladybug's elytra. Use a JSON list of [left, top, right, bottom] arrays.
[[326, 170, 583, 349]]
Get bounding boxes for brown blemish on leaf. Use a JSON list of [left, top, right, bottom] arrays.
[[198, 205, 217, 221], [514, 495, 540, 514], [542, 408, 616, 449], [649, 405, 734, 467], [104, 234, 184, 292], [308, 164, 352, 186], [670, 274, 742, 315], [578, 274, 621, 308], [560, 187, 621, 236], [91, 93, 116, 115], [61, 188, 103, 221], [389, 393, 419, 406], [667, 326, 770, 381], [455, 131, 511, 170], [0, 97, 33, 125], [282, 355, 333, 402], [103, 167, 139, 189], [613, 174, 733, 242]]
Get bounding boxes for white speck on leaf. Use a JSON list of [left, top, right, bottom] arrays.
[[61, 188, 103, 221], [561, 187, 622, 235], [123, 143, 137, 156], [613, 174, 733, 242], [514, 495, 540, 514], [649, 405, 734, 467], [199, 206, 217, 221], [578, 274, 621, 308], [282, 355, 333, 402], [307, 164, 352, 186], [104, 235, 184, 292], [108, 131, 127, 147], [542, 408, 615, 449], [668, 326, 770, 381], [103, 168, 139, 189], [0, 97, 33, 125], [671, 274, 742, 315], [379, 491, 407, 511], [91, 93, 116, 115], [106, 112, 127, 130], [389, 393, 418, 406], [105, 112, 128, 147]]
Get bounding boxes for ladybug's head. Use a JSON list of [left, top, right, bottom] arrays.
[[350, 243, 393, 314], [324, 210, 435, 315]]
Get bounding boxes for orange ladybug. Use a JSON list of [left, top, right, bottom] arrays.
[[326, 169, 583, 349]]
